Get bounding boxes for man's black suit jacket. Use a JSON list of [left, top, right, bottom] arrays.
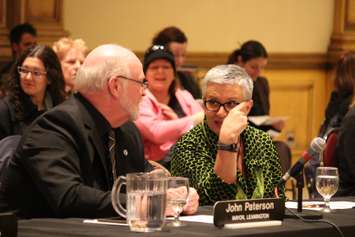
[[0, 94, 150, 218]]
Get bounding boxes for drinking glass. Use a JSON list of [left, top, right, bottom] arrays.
[[111, 172, 167, 232], [166, 177, 189, 227], [315, 167, 339, 213]]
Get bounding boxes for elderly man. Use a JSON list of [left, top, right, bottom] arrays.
[[171, 64, 283, 205], [0, 44, 198, 218]]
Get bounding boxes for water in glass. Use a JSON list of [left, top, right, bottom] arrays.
[[127, 190, 166, 232], [316, 167, 339, 213]]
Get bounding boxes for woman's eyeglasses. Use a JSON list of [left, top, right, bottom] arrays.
[[203, 99, 240, 112], [17, 66, 47, 78]]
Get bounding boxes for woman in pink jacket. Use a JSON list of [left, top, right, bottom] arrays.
[[135, 45, 204, 166]]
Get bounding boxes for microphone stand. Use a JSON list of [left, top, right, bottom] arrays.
[[288, 169, 323, 219], [296, 171, 304, 213]]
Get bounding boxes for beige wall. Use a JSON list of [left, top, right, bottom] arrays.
[[63, 0, 334, 53]]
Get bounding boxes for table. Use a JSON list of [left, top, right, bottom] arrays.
[[17, 206, 355, 237]]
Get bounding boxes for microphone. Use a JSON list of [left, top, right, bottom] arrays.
[[279, 137, 325, 184]]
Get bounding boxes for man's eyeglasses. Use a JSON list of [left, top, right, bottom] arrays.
[[117, 75, 148, 89], [17, 66, 47, 78], [203, 99, 240, 112]]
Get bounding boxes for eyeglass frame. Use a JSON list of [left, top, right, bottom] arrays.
[[203, 99, 241, 112], [115, 75, 148, 89], [17, 66, 47, 78]]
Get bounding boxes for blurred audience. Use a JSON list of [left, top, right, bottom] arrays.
[[135, 45, 203, 167], [152, 26, 202, 99], [0, 45, 65, 140], [0, 23, 37, 97], [171, 65, 283, 205], [53, 37, 88, 93], [319, 52, 355, 137]]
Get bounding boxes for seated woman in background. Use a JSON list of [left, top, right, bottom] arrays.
[[306, 52, 355, 198], [171, 64, 283, 205], [319, 52, 355, 138], [0, 45, 66, 140], [52, 37, 87, 93], [152, 26, 202, 99], [227, 40, 284, 132], [135, 45, 204, 167]]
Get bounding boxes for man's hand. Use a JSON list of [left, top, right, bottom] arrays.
[[182, 187, 199, 215], [165, 187, 199, 216]]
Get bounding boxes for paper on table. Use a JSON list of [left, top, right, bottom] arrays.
[[83, 218, 128, 226], [179, 215, 214, 224], [286, 201, 355, 211], [248, 116, 288, 126]]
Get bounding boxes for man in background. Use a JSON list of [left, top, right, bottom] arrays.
[[0, 23, 37, 96]]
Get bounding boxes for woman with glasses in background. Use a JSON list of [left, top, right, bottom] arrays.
[[170, 65, 283, 205], [0, 45, 65, 140], [135, 45, 204, 168]]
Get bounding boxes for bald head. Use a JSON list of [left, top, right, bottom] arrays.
[[83, 44, 138, 67], [75, 44, 142, 92]]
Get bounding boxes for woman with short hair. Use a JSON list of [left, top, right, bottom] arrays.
[[171, 64, 283, 205]]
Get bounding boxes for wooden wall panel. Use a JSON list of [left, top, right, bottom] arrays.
[[329, 0, 355, 61], [345, 0, 355, 30], [23, 0, 67, 46], [0, 0, 68, 66], [25, 0, 61, 27], [267, 73, 323, 159], [0, 0, 11, 59]]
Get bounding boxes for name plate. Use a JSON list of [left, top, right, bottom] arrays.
[[213, 198, 284, 228]]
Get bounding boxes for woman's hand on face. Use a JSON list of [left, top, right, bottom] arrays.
[[159, 103, 179, 120], [218, 101, 252, 144]]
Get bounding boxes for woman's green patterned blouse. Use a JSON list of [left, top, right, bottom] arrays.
[[171, 119, 283, 205]]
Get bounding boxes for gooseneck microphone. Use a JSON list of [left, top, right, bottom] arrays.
[[279, 137, 326, 184]]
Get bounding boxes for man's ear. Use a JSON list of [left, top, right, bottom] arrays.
[[107, 77, 121, 98]]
